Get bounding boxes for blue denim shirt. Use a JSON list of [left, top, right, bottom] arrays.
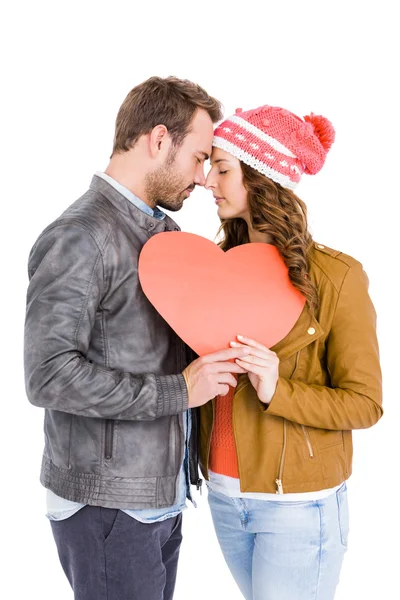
[[46, 172, 192, 523]]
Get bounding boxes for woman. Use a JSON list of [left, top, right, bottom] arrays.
[[199, 105, 383, 600]]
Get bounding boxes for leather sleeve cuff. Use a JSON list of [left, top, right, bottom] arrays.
[[155, 374, 189, 417]]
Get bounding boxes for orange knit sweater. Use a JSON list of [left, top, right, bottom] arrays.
[[209, 385, 239, 478]]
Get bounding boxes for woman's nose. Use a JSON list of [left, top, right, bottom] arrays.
[[205, 174, 215, 190]]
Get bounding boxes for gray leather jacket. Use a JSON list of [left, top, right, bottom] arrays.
[[24, 175, 199, 509]]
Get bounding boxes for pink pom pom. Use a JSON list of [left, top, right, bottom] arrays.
[[304, 113, 335, 151]]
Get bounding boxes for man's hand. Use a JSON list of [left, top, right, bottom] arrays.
[[182, 347, 250, 408]]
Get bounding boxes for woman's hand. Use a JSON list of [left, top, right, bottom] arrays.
[[230, 335, 279, 405]]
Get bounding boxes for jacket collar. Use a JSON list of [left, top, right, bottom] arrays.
[[271, 304, 324, 362], [89, 174, 181, 234]]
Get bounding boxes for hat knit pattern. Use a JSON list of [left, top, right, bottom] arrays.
[[213, 106, 335, 189]]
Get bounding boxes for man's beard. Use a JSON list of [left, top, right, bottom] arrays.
[[144, 149, 194, 212]]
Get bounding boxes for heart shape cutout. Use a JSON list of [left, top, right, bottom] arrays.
[[138, 232, 305, 356]]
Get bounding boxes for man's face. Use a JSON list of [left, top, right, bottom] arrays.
[[145, 109, 214, 212]]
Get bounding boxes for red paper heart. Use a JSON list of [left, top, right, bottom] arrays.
[[138, 232, 305, 356]]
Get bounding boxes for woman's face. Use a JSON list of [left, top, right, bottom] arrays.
[[205, 147, 249, 221]]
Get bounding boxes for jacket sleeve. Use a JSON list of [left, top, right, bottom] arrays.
[[24, 223, 188, 420], [266, 262, 383, 430]]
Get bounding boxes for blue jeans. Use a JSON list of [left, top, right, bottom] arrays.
[[207, 483, 349, 600]]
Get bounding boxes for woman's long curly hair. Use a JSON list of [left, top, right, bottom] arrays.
[[216, 162, 319, 312]]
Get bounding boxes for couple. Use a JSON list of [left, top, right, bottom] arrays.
[[24, 76, 382, 600]]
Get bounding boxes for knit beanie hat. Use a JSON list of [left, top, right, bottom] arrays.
[[213, 105, 335, 190]]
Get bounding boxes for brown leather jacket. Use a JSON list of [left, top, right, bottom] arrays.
[[199, 242, 383, 494]]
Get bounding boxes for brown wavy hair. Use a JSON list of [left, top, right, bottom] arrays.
[[217, 162, 319, 312]]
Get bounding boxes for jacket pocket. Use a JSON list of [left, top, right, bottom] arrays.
[[301, 425, 315, 459], [313, 428, 344, 449], [104, 420, 114, 460]]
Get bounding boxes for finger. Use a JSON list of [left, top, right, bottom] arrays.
[[201, 346, 250, 364], [235, 355, 273, 368], [230, 341, 276, 361], [237, 335, 269, 351], [235, 359, 266, 377], [207, 361, 248, 374], [216, 373, 239, 387], [217, 384, 230, 396]]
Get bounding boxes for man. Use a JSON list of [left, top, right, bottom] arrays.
[[24, 76, 249, 600]]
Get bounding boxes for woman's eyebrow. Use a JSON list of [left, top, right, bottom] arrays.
[[210, 158, 229, 165]]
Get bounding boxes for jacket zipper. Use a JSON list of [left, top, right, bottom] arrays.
[[275, 350, 301, 494], [301, 424, 315, 458], [205, 398, 216, 480], [184, 344, 203, 493], [193, 413, 203, 494], [104, 420, 114, 460], [275, 419, 287, 494], [291, 350, 301, 378], [189, 408, 203, 494], [232, 384, 243, 485]]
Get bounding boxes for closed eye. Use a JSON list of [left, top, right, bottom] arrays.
[[219, 170, 228, 175]]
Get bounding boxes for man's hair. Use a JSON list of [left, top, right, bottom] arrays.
[[112, 76, 223, 155]]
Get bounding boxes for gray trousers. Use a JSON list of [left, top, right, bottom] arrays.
[[50, 505, 183, 600]]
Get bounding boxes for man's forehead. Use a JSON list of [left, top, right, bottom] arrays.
[[190, 110, 214, 135], [185, 113, 214, 155]]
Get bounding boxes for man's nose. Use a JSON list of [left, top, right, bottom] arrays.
[[195, 167, 207, 187]]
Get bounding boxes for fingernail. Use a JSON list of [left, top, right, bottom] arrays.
[[230, 341, 240, 346], [237, 335, 244, 340]]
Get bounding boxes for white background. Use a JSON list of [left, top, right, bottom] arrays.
[[1, 1, 399, 598]]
